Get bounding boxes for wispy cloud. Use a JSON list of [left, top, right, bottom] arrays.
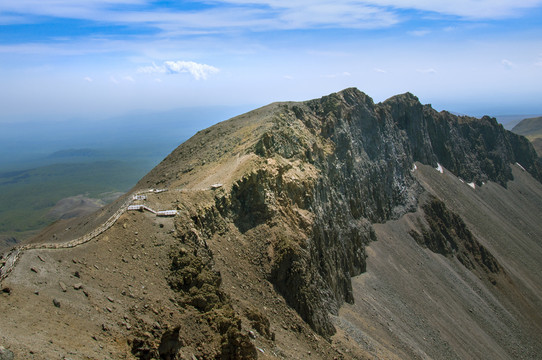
[[84, 76, 93, 82], [374, 68, 387, 73], [0, 1, 399, 31], [138, 61, 219, 80], [321, 71, 352, 78], [501, 59, 516, 69], [417, 68, 437, 74], [2, 0, 541, 43], [408, 29, 430, 36], [109, 75, 136, 84], [1, 0, 541, 44], [362, 0, 542, 19]]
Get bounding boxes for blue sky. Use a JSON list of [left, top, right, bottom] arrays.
[[1, 0, 542, 123]]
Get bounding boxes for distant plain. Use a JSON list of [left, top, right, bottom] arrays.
[[0, 105, 250, 247]]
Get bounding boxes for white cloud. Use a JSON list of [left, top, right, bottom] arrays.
[[374, 68, 387, 73], [417, 68, 437, 74], [138, 60, 219, 80], [501, 59, 515, 69], [164, 61, 219, 80], [84, 76, 93, 82], [123, 75, 135, 82], [110, 76, 119, 84], [138, 62, 164, 74], [321, 71, 352, 78]]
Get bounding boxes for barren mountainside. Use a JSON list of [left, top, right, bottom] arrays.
[[1, 88, 542, 359], [511, 116, 542, 157]]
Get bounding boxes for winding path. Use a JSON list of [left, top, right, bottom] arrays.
[[0, 189, 173, 283]]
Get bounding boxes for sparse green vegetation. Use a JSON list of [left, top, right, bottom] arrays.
[[0, 160, 146, 239]]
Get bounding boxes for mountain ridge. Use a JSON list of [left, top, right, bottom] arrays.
[[126, 87, 542, 343], [1, 88, 541, 359]]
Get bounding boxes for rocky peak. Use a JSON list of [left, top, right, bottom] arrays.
[[132, 87, 542, 338]]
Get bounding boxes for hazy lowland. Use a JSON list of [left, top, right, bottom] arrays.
[[0, 106, 249, 247]]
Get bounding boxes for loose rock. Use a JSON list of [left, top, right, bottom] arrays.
[[0, 346, 14, 360], [59, 281, 67, 292], [53, 299, 61, 308]]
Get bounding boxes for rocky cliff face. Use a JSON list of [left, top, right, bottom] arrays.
[[137, 87, 542, 339]]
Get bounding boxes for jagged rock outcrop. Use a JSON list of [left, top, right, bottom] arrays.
[[410, 195, 503, 284], [386, 92, 542, 186]]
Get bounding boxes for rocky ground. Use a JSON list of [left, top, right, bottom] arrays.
[[337, 164, 542, 359]]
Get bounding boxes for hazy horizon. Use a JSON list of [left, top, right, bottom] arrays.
[[1, 100, 540, 172]]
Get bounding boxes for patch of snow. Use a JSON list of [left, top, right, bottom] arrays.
[[515, 162, 526, 171], [468, 182, 476, 189], [412, 164, 417, 172], [436, 163, 443, 174], [459, 178, 464, 183]]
